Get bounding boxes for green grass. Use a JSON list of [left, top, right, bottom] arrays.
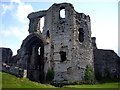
[[1, 72, 120, 89], [64, 82, 119, 88], [1, 72, 55, 88]]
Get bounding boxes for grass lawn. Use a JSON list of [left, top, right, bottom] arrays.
[[1, 72, 119, 89], [1, 72, 55, 88], [64, 82, 119, 88]]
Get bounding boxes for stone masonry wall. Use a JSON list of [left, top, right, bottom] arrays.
[[0, 48, 13, 64], [92, 37, 120, 80], [0, 48, 26, 78], [39, 3, 94, 82], [94, 49, 120, 80]]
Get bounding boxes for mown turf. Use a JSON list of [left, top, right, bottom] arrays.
[[1, 72, 55, 88], [64, 82, 119, 88], [1, 72, 120, 89]]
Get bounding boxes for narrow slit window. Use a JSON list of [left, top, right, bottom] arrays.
[[78, 28, 84, 42], [38, 47, 41, 55], [46, 30, 50, 44], [46, 30, 50, 38]]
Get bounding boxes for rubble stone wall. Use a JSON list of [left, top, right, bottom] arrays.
[[93, 49, 120, 80], [0, 48, 13, 64]]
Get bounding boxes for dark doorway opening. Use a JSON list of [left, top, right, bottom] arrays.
[[59, 51, 66, 62], [22, 34, 44, 83]]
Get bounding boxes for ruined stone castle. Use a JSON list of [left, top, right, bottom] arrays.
[[1, 3, 120, 83]]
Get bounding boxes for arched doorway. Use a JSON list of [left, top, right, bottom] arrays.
[[21, 34, 44, 82]]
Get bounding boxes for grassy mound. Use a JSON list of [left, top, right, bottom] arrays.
[[1, 72, 55, 88]]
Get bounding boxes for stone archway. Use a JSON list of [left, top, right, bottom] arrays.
[[21, 33, 44, 82]]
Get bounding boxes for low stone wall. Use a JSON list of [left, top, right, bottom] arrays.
[[93, 49, 120, 80], [1, 63, 26, 78]]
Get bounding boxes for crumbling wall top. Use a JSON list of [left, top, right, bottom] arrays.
[[28, 10, 47, 19]]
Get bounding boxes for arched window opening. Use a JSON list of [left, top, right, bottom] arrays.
[[59, 51, 66, 62], [38, 47, 41, 55], [40, 17, 45, 32], [60, 8, 65, 18], [78, 28, 84, 42]]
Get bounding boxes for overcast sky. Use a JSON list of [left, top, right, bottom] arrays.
[[0, 0, 119, 56]]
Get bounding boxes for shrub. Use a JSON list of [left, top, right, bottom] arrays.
[[84, 65, 95, 83], [46, 68, 54, 82]]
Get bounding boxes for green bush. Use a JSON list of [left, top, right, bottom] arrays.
[[84, 65, 95, 83], [46, 69, 54, 82]]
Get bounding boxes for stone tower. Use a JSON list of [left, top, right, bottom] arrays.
[[16, 3, 94, 83], [40, 3, 93, 82]]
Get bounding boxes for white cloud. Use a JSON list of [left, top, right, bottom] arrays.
[[0, 0, 32, 40], [0, 25, 28, 41], [16, 3, 34, 23], [0, 0, 34, 55], [0, 2, 13, 15], [1, 0, 34, 22], [11, 0, 21, 4], [0, 25, 29, 55]]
